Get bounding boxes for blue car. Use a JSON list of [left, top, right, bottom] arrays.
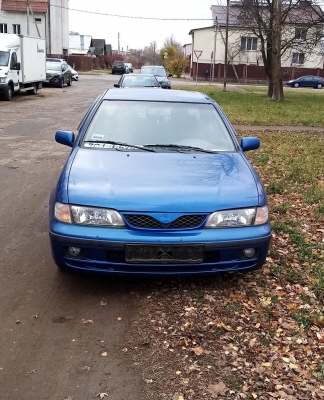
[[49, 89, 271, 275]]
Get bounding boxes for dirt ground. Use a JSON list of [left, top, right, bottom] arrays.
[[0, 78, 148, 400]]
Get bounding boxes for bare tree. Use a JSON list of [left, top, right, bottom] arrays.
[[216, 0, 324, 101]]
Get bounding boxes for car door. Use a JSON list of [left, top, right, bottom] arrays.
[[8, 51, 19, 91], [61, 63, 68, 83], [303, 76, 312, 87]]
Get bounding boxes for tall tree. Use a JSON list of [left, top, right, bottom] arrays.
[[226, 0, 324, 101]]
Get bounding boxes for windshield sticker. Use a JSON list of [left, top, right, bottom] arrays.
[[91, 134, 105, 141]]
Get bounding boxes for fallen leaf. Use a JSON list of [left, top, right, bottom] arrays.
[[255, 323, 261, 329], [100, 301, 107, 306], [117, 317, 122, 321], [207, 382, 227, 398], [262, 362, 272, 367], [175, 370, 181, 375], [81, 319, 93, 324], [97, 393, 108, 399], [191, 346, 204, 356], [289, 363, 298, 370], [101, 352, 108, 357]]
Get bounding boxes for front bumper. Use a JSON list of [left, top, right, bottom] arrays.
[[49, 220, 271, 275]]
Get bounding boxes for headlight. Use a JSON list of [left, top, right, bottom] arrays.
[[0, 77, 6, 83], [55, 203, 125, 226], [205, 206, 268, 228], [70, 205, 125, 226]]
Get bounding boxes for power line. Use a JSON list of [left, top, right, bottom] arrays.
[[49, 4, 213, 21]]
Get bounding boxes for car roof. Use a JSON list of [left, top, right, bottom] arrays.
[[103, 89, 211, 103], [46, 58, 65, 62], [122, 74, 156, 78]]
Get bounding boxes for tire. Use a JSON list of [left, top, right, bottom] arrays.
[[294, 83, 299, 88], [30, 83, 38, 95], [59, 78, 64, 88], [67, 77, 72, 87], [317, 83, 322, 89], [4, 84, 13, 101]]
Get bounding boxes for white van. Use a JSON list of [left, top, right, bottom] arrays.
[[0, 34, 46, 101]]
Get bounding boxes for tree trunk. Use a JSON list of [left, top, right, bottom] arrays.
[[271, 0, 284, 101]]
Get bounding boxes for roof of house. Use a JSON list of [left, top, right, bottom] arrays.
[[1, 0, 48, 13], [210, 2, 324, 27], [91, 39, 106, 56]]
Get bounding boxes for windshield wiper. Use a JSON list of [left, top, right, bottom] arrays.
[[144, 144, 216, 154], [84, 140, 156, 152]]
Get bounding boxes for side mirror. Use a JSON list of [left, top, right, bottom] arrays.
[[168, 73, 172, 78], [15, 62, 21, 70], [114, 83, 120, 88], [55, 130, 75, 147], [241, 137, 260, 152]]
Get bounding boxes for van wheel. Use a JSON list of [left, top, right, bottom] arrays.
[[4, 85, 13, 101], [30, 83, 38, 95]]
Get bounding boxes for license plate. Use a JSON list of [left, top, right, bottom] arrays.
[[125, 244, 204, 264]]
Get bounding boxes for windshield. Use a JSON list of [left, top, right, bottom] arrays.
[[83, 100, 235, 152], [121, 76, 159, 87], [0, 51, 10, 67], [140, 67, 167, 77], [46, 62, 61, 71]]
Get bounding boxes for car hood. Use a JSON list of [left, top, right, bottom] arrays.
[[67, 150, 259, 212]]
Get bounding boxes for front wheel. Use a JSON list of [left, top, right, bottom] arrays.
[[4, 84, 13, 101], [59, 78, 64, 88], [30, 83, 38, 95], [317, 83, 322, 89], [294, 83, 299, 88], [67, 77, 72, 86]]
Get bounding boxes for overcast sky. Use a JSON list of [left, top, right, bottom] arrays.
[[69, 0, 214, 51]]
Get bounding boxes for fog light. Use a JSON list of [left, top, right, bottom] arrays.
[[68, 246, 81, 257], [243, 248, 256, 258]]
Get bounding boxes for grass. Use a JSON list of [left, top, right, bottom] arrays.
[[245, 131, 324, 299], [175, 84, 324, 126]]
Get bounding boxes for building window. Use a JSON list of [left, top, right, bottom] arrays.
[[241, 37, 258, 51], [295, 28, 307, 40], [35, 18, 42, 23], [13, 24, 21, 34], [292, 53, 305, 64], [0, 23, 8, 33]]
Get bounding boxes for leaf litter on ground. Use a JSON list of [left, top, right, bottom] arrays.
[[125, 131, 324, 400]]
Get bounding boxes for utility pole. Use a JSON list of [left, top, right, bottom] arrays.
[[26, 0, 30, 35], [118, 32, 120, 55], [212, 18, 217, 82], [223, 0, 230, 92]]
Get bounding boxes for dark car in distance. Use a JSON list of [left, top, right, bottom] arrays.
[[114, 74, 161, 88], [46, 58, 73, 88], [139, 66, 172, 89], [286, 75, 324, 89], [112, 61, 128, 75]]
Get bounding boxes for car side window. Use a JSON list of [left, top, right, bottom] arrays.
[[10, 52, 17, 69]]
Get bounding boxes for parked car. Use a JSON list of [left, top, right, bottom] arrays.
[[49, 89, 271, 275], [114, 74, 161, 88], [286, 75, 324, 89], [46, 58, 73, 88], [67, 64, 79, 81], [140, 65, 172, 89], [112, 61, 128, 74], [125, 62, 134, 73]]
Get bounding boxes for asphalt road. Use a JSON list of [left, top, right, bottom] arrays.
[[0, 77, 148, 400]]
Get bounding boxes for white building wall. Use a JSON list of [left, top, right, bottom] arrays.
[[191, 26, 323, 69], [0, 0, 69, 55], [48, 0, 69, 54], [0, 1, 46, 38]]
